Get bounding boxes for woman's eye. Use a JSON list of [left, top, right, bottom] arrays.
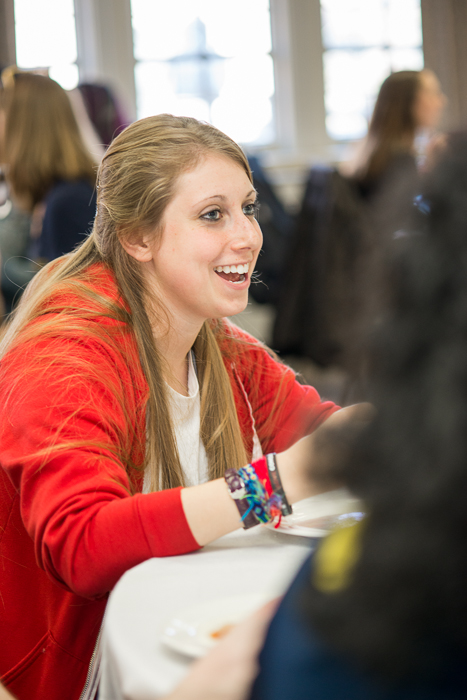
[[201, 209, 221, 222], [243, 201, 261, 218]]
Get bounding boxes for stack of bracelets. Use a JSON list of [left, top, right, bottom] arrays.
[[224, 454, 293, 530]]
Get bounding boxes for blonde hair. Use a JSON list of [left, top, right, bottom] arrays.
[[1, 70, 96, 209], [1, 114, 252, 491]]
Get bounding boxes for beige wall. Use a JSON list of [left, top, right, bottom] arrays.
[[0, 0, 16, 69], [422, 0, 467, 131]]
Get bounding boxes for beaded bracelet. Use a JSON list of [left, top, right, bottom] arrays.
[[265, 453, 293, 516], [238, 465, 271, 524], [224, 468, 259, 529], [224, 457, 290, 529]]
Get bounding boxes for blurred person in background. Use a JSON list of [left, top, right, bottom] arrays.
[[77, 82, 131, 148], [347, 69, 445, 203], [272, 70, 445, 380], [0, 70, 31, 317], [0, 170, 29, 319], [0, 69, 97, 313], [346, 68, 446, 246]]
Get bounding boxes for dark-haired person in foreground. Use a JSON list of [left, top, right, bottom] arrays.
[[250, 135, 467, 699]]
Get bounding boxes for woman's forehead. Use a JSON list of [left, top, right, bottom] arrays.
[[174, 153, 250, 194]]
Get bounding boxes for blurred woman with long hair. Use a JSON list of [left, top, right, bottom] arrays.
[[0, 69, 98, 310], [349, 69, 445, 199]]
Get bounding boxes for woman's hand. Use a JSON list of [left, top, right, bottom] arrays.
[[276, 403, 374, 504], [165, 599, 279, 700]]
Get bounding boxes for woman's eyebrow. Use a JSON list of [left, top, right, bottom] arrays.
[[194, 189, 257, 207]]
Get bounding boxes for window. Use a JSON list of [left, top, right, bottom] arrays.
[[130, 0, 275, 146], [321, 0, 423, 140], [13, 0, 79, 89]]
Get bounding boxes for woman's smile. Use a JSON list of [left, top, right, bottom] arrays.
[[213, 262, 250, 285]]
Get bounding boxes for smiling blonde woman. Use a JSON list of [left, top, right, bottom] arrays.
[[0, 114, 365, 700]]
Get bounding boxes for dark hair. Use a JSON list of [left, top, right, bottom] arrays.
[[78, 83, 130, 147], [305, 132, 467, 679], [353, 70, 422, 186]]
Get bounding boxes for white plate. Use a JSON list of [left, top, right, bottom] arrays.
[[270, 488, 364, 538], [161, 592, 273, 658]]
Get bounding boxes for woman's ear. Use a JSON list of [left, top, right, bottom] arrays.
[[119, 231, 155, 263]]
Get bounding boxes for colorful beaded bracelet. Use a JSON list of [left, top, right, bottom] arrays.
[[224, 454, 291, 529], [224, 468, 259, 529]]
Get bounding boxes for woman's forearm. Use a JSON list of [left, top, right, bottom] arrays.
[[180, 478, 242, 546]]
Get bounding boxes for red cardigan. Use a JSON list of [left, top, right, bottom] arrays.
[[0, 264, 338, 700]]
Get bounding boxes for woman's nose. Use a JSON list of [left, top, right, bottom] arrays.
[[230, 215, 262, 251]]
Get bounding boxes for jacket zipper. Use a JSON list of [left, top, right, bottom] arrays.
[[78, 620, 104, 700]]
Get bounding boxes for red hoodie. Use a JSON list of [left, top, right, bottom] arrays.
[[0, 264, 338, 700]]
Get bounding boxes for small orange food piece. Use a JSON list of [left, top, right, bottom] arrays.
[[210, 623, 234, 639]]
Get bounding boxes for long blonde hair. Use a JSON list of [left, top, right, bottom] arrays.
[[0, 70, 96, 210], [1, 114, 251, 491]]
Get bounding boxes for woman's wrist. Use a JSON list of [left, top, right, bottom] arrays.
[[224, 456, 291, 529], [180, 478, 242, 546]]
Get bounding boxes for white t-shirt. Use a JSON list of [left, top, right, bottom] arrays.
[[143, 352, 263, 493], [143, 352, 209, 492]]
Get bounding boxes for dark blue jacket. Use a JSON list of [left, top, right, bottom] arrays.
[[39, 179, 96, 261], [251, 551, 467, 700]]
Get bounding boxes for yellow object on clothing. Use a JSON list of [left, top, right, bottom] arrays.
[[313, 519, 365, 593]]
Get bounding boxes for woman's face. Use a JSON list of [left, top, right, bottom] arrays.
[[141, 153, 262, 326], [413, 70, 446, 129]]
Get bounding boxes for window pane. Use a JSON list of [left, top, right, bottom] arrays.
[[135, 62, 177, 117], [14, 0, 77, 69], [132, 1, 194, 61], [131, 0, 274, 145], [389, 48, 424, 71], [321, 0, 423, 141], [212, 54, 274, 144], [212, 95, 273, 145], [200, 0, 271, 57], [324, 49, 391, 117], [326, 112, 368, 141], [49, 63, 80, 91], [387, 0, 423, 47], [220, 55, 274, 100], [135, 60, 212, 121], [321, 0, 385, 48], [131, 0, 271, 61]]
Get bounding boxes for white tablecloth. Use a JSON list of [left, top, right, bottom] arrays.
[[99, 526, 315, 700]]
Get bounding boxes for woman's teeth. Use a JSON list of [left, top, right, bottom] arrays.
[[214, 263, 249, 284], [214, 264, 249, 274]]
